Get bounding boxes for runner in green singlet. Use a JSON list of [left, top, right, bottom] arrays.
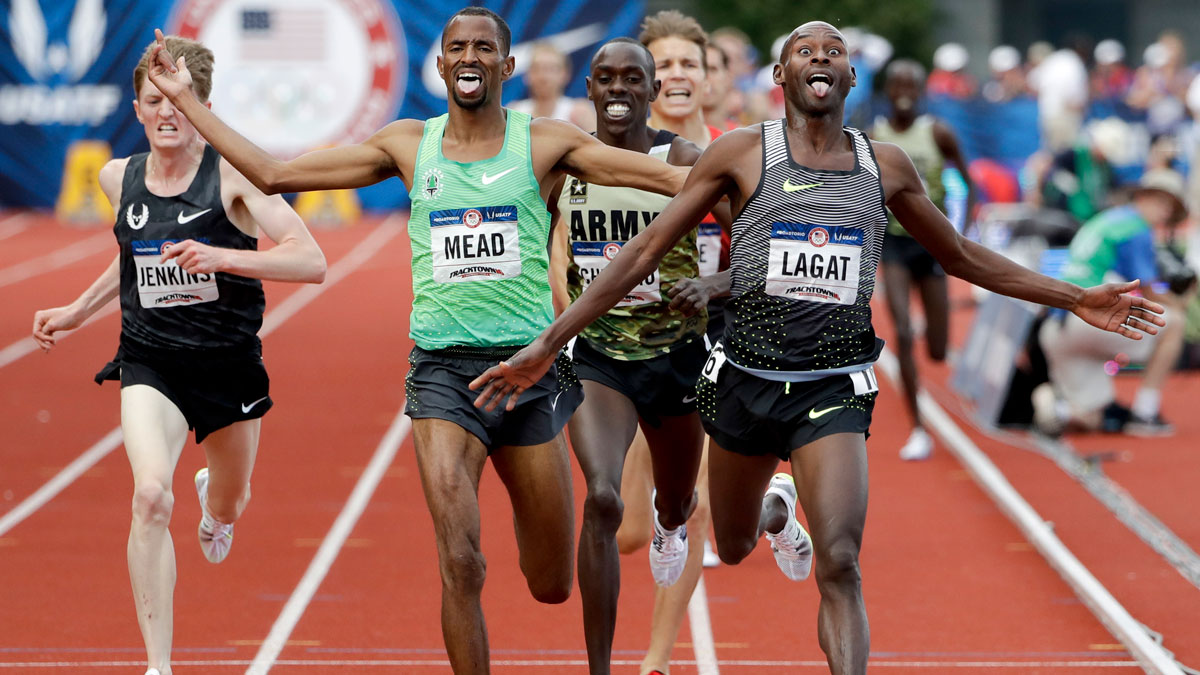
[[146, 9, 687, 673]]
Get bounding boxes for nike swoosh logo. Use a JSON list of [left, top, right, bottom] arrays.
[[682, 394, 697, 404], [178, 209, 212, 224], [783, 180, 822, 192], [808, 405, 843, 420], [550, 390, 564, 411], [241, 396, 269, 414], [481, 167, 517, 185], [421, 23, 608, 99]]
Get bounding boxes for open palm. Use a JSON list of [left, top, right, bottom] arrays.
[[1073, 280, 1166, 340]]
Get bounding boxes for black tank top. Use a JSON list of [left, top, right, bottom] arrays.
[[114, 145, 264, 355], [724, 120, 888, 372]]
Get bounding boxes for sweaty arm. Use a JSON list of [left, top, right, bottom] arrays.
[[879, 142, 1164, 339], [162, 161, 327, 283], [146, 31, 408, 194]]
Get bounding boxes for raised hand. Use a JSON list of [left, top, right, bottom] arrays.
[[1072, 279, 1166, 340], [162, 239, 226, 275], [146, 28, 193, 100], [469, 340, 559, 412]]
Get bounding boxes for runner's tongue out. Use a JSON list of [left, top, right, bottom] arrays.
[[458, 75, 481, 95], [811, 81, 830, 97]]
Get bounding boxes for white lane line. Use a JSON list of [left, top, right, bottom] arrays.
[[875, 349, 1185, 675], [0, 213, 34, 241], [687, 574, 719, 674], [0, 231, 111, 288], [0, 658, 1145, 668], [0, 219, 403, 536], [245, 410, 412, 675]]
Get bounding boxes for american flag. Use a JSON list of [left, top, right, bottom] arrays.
[[239, 8, 327, 61]]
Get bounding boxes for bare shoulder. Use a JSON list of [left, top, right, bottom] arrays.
[[666, 135, 703, 167], [371, 118, 425, 144], [869, 140, 913, 171], [708, 125, 762, 154], [98, 157, 130, 205], [530, 116, 589, 147]]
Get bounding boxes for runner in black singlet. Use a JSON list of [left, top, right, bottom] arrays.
[[32, 36, 326, 675], [471, 21, 1165, 675]]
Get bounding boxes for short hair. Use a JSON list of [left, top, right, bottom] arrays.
[[885, 58, 927, 86], [592, 37, 656, 77], [638, 10, 708, 71], [706, 42, 730, 69], [133, 36, 214, 103], [442, 7, 511, 56]]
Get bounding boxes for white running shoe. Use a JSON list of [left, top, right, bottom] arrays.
[[194, 468, 234, 564], [763, 473, 813, 581], [649, 492, 688, 587], [898, 427, 933, 461], [145, 669, 162, 675], [702, 538, 721, 568]]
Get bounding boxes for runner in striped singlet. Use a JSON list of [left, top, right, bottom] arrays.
[[472, 21, 1165, 674], [146, 10, 687, 673]]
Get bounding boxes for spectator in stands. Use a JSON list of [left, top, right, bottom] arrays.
[[711, 26, 770, 124], [1090, 39, 1133, 101], [983, 45, 1028, 103], [1035, 169, 1194, 436], [1127, 32, 1194, 138], [703, 42, 740, 131], [927, 43, 976, 99], [509, 42, 595, 131], [1031, 122, 1118, 223], [1028, 35, 1091, 153], [1026, 41, 1054, 73]]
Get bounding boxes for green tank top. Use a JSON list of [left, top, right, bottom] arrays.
[[557, 131, 703, 360], [408, 110, 554, 349], [872, 115, 945, 237]]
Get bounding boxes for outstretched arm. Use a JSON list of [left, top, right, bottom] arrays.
[[161, 160, 327, 283], [537, 119, 688, 197], [469, 137, 739, 410], [147, 30, 407, 194], [878, 142, 1165, 338]]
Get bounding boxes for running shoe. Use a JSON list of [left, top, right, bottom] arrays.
[[899, 427, 933, 461], [145, 669, 162, 675], [763, 473, 812, 581], [702, 538, 721, 568], [649, 491, 688, 587], [194, 468, 234, 563], [1124, 413, 1174, 437]]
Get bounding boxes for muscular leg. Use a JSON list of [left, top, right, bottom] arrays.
[[917, 273, 950, 363], [881, 262, 921, 428], [640, 440, 711, 675], [492, 433, 576, 605], [121, 385, 189, 675], [413, 418, 490, 675], [790, 433, 870, 675], [200, 419, 261, 525], [706, 442, 780, 565], [563, 380, 641, 674], [615, 428, 653, 555], [642, 414, 703, 531]]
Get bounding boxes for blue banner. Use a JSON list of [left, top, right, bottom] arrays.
[[0, 0, 643, 210]]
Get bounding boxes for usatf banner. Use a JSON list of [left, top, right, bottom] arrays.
[[0, 0, 643, 210]]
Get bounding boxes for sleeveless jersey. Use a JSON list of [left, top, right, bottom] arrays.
[[558, 130, 703, 360], [872, 115, 944, 236], [724, 120, 887, 373], [408, 110, 554, 349], [114, 145, 264, 354]]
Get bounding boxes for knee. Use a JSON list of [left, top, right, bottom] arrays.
[[815, 538, 862, 592], [927, 342, 947, 362], [207, 484, 250, 524], [582, 483, 624, 533], [714, 533, 756, 566], [440, 546, 488, 597], [528, 574, 572, 605], [616, 522, 651, 554], [131, 482, 174, 528]]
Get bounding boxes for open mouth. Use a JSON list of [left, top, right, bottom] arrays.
[[664, 87, 691, 102], [605, 101, 631, 119], [807, 73, 832, 97], [157, 123, 177, 133], [456, 72, 482, 95]]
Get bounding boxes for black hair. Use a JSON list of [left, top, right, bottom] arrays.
[[592, 37, 656, 78], [442, 7, 512, 56]]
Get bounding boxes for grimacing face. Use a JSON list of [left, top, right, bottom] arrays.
[[647, 36, 706, 120], [587, 42, 659, 132], [439, 15, 513, 110]]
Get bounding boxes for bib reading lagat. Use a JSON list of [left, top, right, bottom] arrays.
[[429, 206, 522, 283], [765, 223, 862, 305], [571, 240, 660, 306], [132, 239, 218, 308], [696, 222, 722, 277]]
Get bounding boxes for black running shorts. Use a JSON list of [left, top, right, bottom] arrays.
[[880, 232, 945, 279], [404, 345, 582, 451], [95, 344, 272, 444], [696, 345, 877, 460], [569, 337, 706, 427]]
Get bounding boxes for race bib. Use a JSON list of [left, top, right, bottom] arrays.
[[849, 366, 879, 396], [429, 206, 522, 283], [700, 340, 727, 383], [765, 223, 862, 305], [132, 239, 218, 309], [696, 222, 722, 277], [572, 240, 660, 307]]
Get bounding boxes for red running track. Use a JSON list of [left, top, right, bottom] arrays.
[[0, 213, 1192, 673]]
